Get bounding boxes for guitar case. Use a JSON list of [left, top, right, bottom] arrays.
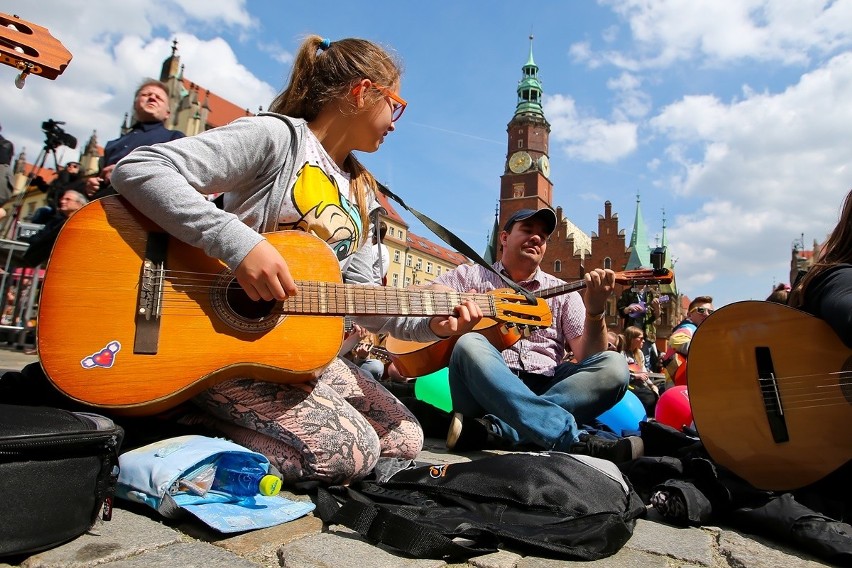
[[0, 404, 124, 557]]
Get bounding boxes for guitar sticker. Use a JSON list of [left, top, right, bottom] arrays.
[[81, 341, 121, 369]]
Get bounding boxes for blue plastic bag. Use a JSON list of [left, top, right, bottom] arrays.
[[117, 435, 314, 533]]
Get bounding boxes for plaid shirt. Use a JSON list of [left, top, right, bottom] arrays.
[[433, 262, 586, 376]]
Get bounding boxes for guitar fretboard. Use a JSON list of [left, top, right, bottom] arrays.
[[286, 282, 496, 317]]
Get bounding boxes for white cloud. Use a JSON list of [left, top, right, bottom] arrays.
[[545, 94, 638, 163], [587, 0, 852, 69]]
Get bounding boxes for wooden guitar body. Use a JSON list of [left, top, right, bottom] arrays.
[[38, 197, 344, 415], [385, 316, 522, 377], [689, 301, 852, 490]]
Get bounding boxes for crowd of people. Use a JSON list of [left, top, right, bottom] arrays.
[[0, 33, 849, 498]]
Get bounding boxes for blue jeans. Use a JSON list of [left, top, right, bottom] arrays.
[[448, 334, 629, 451], [358, 359, 385, 381]]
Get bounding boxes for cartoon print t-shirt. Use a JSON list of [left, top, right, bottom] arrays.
[[277, 130, 364, 267]]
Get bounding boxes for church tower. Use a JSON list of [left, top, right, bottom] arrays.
[[499, 36, 553, 230]]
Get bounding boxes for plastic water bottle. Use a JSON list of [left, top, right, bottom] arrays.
[[210, 454, 282, 497]]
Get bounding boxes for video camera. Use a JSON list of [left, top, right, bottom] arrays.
[[42, 119, 77, 150]]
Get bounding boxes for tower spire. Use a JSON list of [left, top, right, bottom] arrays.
[[625, 193, 652, 269], [514, 34, 544, 118]]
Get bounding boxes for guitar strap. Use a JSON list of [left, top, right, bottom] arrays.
[[376, 182, 536, 304]]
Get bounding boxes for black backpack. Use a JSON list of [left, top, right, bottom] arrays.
[[314, 451, 646, 561]]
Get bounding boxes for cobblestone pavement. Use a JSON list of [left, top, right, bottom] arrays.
[[0, 346, 836, 568]]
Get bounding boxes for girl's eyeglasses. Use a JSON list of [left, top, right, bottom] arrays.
[[354, 83, 407, 122], [373, 83, 407, 122]]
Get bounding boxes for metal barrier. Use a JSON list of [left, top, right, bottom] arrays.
[[0, 238, 42, 350]]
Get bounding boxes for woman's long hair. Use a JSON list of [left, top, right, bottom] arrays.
[[790, 189, 852, 307]]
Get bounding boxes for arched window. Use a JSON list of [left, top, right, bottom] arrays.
[[554, 260, 562, 273], [604, 257, 612, 270]]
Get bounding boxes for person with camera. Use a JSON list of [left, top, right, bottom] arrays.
[[86, 79, 184, 199]]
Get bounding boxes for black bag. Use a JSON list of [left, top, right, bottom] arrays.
[[0, 404, 124, 557], [315, 451, 646, 561]]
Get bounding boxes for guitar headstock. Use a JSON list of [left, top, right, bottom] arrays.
[[0, 13, 72, 87], [490, 292, 553, 328], [614, 268, 674, 286]]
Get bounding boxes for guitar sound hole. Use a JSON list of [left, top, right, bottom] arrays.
[[226, 280, 277, 320]]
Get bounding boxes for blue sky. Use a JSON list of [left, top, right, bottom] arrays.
[[3, 1, 852, 308]]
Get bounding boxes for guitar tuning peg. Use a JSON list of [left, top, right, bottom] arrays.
[[14, 71, 27, 89], [14, 62, 31, 89]]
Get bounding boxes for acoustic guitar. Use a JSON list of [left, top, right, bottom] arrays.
[[385, 268, 673, 377], [688, 301, 852, 491], [0, 13, 72, 87], [37, 197, 551, 415]]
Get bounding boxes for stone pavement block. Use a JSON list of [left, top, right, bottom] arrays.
[[623, 518, 716, 566], [464, 549, 522, 568], [14, 509, 181, 568], [98, 542, 259, 567], [206, 515, 323, 568], [517, 547, 671, 567], [717, 529, 831, 568], [279, 532, 446, 568]]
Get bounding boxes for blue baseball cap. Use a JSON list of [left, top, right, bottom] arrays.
[[503, 207, 557, 235]]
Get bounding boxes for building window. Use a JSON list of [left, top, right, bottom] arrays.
[[392, 273, 399, 287], [404, 276, 411, 287], [604, 257, 612, 270], [426, 261, 433, 274], [517, 139, 523, 149], [554, 260, 561, 273], [437, 266, 442, 276], [416, 259, 422, 270], [513, 183, 524, 198], [406, 255, 412, 267], [393, 250, 400, 263]]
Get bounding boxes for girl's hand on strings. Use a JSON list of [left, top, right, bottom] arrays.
[[234, 240, 298, 301]]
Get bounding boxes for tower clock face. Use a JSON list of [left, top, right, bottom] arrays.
[[538, 155, 550, 177], [508, 151, 532, 174]]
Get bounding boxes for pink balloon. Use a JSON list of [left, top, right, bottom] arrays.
[[654, 385, 692, 430]]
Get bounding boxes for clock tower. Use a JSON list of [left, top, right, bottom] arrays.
[[499, 36, 553, 230]]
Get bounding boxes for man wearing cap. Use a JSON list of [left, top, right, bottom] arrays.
[[428, 207, 639, 462]]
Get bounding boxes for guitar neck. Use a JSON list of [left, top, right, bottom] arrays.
[[288, 282, 496, 318], [535, 281, 586, 299]]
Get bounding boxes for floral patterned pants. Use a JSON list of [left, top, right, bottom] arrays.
[[185, 357, 423, 485]]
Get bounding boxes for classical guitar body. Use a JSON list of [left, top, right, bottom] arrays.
[[38, 198, 345, 415], [689, 301, 852, 491], [385, 318, 522, 377]]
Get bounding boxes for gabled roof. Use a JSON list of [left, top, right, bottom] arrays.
[[406, 232, 468, 265], [180, 79, 253, 128]]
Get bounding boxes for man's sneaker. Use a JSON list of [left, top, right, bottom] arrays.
[[569, 432, 644, 464], [446, 412, 500, 451]]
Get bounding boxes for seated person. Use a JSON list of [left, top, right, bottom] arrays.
[[431, 208, 640, 463]]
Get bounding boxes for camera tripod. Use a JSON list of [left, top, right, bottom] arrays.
[[0, 140, 62, 241]]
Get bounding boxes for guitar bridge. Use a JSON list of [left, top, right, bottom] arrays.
[[134, 233, 168, 354], [755, 346, 790, 444]]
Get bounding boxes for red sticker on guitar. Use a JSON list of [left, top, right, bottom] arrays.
[[81, 341, 121, 369]]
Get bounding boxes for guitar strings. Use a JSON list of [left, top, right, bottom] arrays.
[[130, 268, 550, 320]]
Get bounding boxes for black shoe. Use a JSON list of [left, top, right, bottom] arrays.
[[569, 433, 644, 464], [446, 412, 500, 451]]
